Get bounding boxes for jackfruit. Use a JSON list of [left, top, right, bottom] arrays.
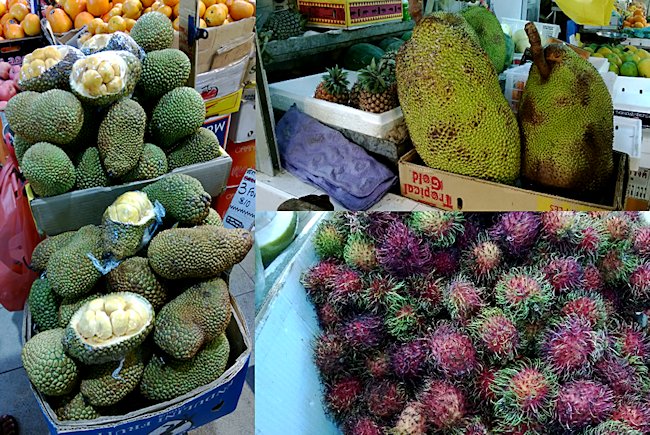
[[21, 328, 79, 396], [63, 292, 154, 365], [19, 46, 84, 92], [59, 293, 102, 328], [31, 231, 76, 271], [518, 23, 614, 194], [5, 91, 39, 138], [97, 98, 146, 178], [121, 143, 168, 182], [56, 392, 100, 421], [106, 257, 168, 310], [48, 225, 104, 299], [21, 142, 76, 197], [396, 12, 521, 184], [80, 349, 145, 406], [13, 135, 33, 166], [130, 12, 173, 53], [142, 173, 211, 224], [75, 147, 110, 190], [138, 48, 190, 99], [148, 226, 253, 279], [202, 208, 223, 227], [69, 105, 105, 156], [460, 6, 507, 73], [154, 278, 231, 360], [149, 87, 206, 149], [31, 90, 84, 147], [28, 277, 60, 331], [167, 128, 222, 170], [102, 191, 156, 260], [140, 333, 230, 401]]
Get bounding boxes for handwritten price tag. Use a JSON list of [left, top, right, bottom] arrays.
[[223, 168, 255, 230]]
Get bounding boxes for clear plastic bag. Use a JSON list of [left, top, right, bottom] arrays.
[[19, 45, 84, 92], [80, 32, 146, 61], [556, 0, 616, 26]]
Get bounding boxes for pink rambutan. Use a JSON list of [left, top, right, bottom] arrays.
[[611, 322, 650, 363], [489, 212, 541, 255], [365, 352, 390, 379], [611, 400, 650, 432], [329, 267, 364, 309], [341, 315, 384, 350], [376, 221, 432, 278], [300, 260, 341, 305], [346, 417, 383, 435], [494, 267, 553, 322], [541, 211, 580, 244], [542, 256, 584, 293], [326, 377, 363, 417], [366, 380, 408, 419], [364, 212, 404, 242], [317, 302, 342, 328], [604, 213, 635, 243], [444, 275, 485, 322], [430, 248, 460, 277], [586, 420, 642, 434], [492, 422, 545, 435], [418, 379, 467, 430], [556, 380, 615, 430], [408, 211, 465, 247], [599, 249, 637, 285], [390, 338, 428, 379], [583, 264, 605, 292], [428, 323, 478, 378], [560, 291, 608, 329], [476, 367, 498, 402], [361, 274, 404, 311], [469, 308, 521, 362], [629, 262, 650, 301], [632, 226, 650, 259], [463, 234, 504, 284], [392, 402, 427, 435], [314, 331, 346, 378], [575, 223, 606, 259], [456, 417, 489, 435], [594, 353, 649, 396], [541, 315, 606, 380], [385, 293, 423, 341], [408, 274, 444, 317]]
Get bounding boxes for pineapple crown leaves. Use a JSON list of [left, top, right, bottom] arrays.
[[357, 58, 395, 94], [321, 65, 350, 96]]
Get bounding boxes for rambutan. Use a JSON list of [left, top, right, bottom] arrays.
[[317, 301, 343, 329], [325, 377, 363, 418], [463, 233, 504, 284], [559, 291, 608, 329], [489, 212, 541, 255], [313, 221, 347, 259], [629, 262, 650, 301], [476, 366, 498, 402], [491, 422, 545, 435], [418, 379, 467, 430], [314, 331, 347, 378], [300, 260, 340, 305], [453, 417, 489, 435], [469, 308, 521, 363], [345, 417, 383, 435], [390, 338, 429, 379], [444, 275, 485, 322], [555, 380, 614, 430], [632, 226, 650, 259], [392, 402, 427, 435], [407, 274, 444, 317], [541, 315, 606, 380], [341, 314, 384, 350], [491, 359, 558, 426], [611, 321, 650, 363], [408, 211, 465, 247], [594, 353, 649, 396], [494, 268, 553, 322], [365, 380, 408, 419], [428, 323, 478, 379], [363, 212, 404, 242], [329, 267, 364, 309], [343, 233, 378, 271], [430, 248, 460, 277], [611, 399, 650, 432], [365, 352, 390, 379], [583, 264, 605, 292], [540, 211, 580, 245], [603, 212, 635, 243], [385, 293, 423, 341], [575, 221, 607, 260], [599, 249, 637, 286], [542, 256, 584, 293], [360, 274, 403, 312], [376, 221, 432, 278], [585, 420, 643, 435]]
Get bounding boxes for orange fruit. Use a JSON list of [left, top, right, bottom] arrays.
[[143, 6, 151, 13], [63, 0, 86, 19], [124, 16, 135, 29], [107, 14, 126, 31], [0, 25, 4, 36], [228, 0, 252, 20], [172, 15, 179, 30], [203, 0, 216, 6], [95, 20, 108, 33], [214, 2, 227, 15], [204, 3, 225, 26], [150, 1, 160, 10], [0, 2, 6, 16], [4, 21, 22, 37], [121, 0, 142, 18], [199, 17, 205, 27], [172, 2, 178, 16], [162, 0, 177, 6], [102, 4, 121, 21], [47, 8, 73, 32], [198, 0, 205, 17], [21, 12, 39, 34], [7, 0, 27, 10], [0, 13, 13, 26], [86, 17, 102, 32], [140, 0, 153, 6], [74, 10, 94, 28], [158, 4, 171, 16], [9, 3, 28, 21], [87, 0, 111, 17]]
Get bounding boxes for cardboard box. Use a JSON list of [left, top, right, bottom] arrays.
[[298, 0, 403, 29], [225, 139, 255, 187], [205, 88, 243, 117], [23, 294, 251, 435], [398, 149, 628, 211], [197, 56, 248, 102], [28, 155, 232, 236], [229, 89, 255, 143], [204, 113, 232, 146]]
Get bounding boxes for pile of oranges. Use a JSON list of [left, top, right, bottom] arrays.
[[0, 0, 41, 40], [44, 0, 254, 35], [623, 2, 649, 29]]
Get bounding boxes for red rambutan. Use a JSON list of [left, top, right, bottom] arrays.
[[489, 212, 541, 255], [326, 377, 363, 417], [341, 314, 384, 350], [363, 212, 404, 242], [317, 302, 342, 328], [543, 256, 584, 293], [428, 323, 478, 379], [583, 264, 605, 292], [418, 379, 467, 430], [408, 274, 444, 317], [408, 211, 465, 247], [366, 380, 408, 419], [329, 267, 364, 309], [345, 417, 383, 435], [629, 262, 650, 301], [560, 291, 608, 329], [361, 274, 404, 312], [556, 380, 615, 430], [463, 234, 504, 284], [632, 226, 650, 259], [365, 352, 390, 379], [604, 213, 635, 243], [444, 275, 485, 322], [494, 267, 553, 322], [314, 331, 347, 378], [300, 260, 341, 305], [390, 338, 429, 379], [611, 321, 650, 363], [476, 366, 498, 402], [611, 399, 650, 432], [541, 212, 580, 245], [469, 308, 521, 362], [430, 248, 460, 277], [594, 353, 649, 396], [376, 221, 433, 278]]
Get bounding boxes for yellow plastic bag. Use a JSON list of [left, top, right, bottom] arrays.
[[556, 0, 615, 25]]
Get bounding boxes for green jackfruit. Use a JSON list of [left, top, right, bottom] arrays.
[[98, 98, 146, 178], [63, 292, 155, 365], [5, 91, 39, 138], [13, 135, 34, 166], [75, 147, 110, 190], [202, 208, 223, 226], [138, 48, 190, 99], [460, 6, 507, 73], [56, 392, 100, 421], [396, 12, 521, 184], [31, 90, 84, 147], [69, 105, 105, 156], [130, 12, 173, 53], [48, 225, 104, 299], [149, 87, 206, 149], [107, 257, 168, 310], [140, 333, 230, 401], [19, 46, 84, 92], [121, 143, 168, 182], [142, 173, 211, 224], [167, 128, 222, 170], [102, 191, 156, 259], [21, 142, 76, 197], [518, 24, 614, 194], [21, 328, 79, 396], [154, 278, 231, 360], [148, 226, 253, 279], [59, 293, 101, 328], [31, 231, 76, 271], [28, 277, 60, 331], [80, 349, 145, 406]]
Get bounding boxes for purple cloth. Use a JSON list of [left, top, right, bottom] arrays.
[[275, 105, 397, 211]]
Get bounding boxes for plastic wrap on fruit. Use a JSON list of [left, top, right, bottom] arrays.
[[80, 32, 146, 61], [69, 50, 142, 107], [19, 45, 84, 92]]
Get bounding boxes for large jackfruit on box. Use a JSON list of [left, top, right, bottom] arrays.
[[396, 12, 521, 185]]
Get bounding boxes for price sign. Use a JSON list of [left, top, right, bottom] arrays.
[[223, 168, 255, 230]]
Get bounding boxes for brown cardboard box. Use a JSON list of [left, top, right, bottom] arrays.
[[398, 149, 627, 211]]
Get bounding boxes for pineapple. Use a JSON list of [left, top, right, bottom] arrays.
[[357, 59, 399, 114], [348, 82, 361, 109], [314, 65, 350, 105]]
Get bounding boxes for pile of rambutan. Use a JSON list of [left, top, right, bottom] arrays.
[[300, 211, 650, 434]]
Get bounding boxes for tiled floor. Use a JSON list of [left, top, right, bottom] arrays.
[[257, 170, 435, 211], [0, 249, 255, 435]]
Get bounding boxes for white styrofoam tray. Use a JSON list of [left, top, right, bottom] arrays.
[[613, 75, 650, 117], [268, 70, 404, 140], [613, 116, 643, 159]]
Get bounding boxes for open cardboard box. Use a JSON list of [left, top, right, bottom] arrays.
[[399, 149, 628, 211], [22, 292, 251, 435]]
